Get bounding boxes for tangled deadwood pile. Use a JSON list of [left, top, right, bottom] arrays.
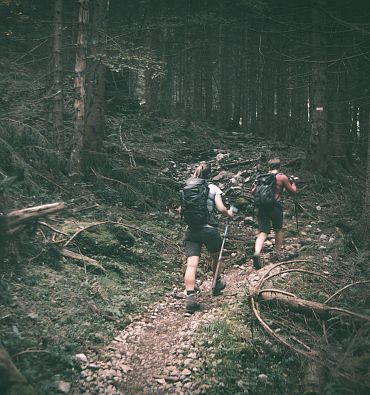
[[249, 260, 370, 393]]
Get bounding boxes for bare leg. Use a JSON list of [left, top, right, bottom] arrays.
[[184, 256, 200, 292], [254, 232, 268, 255], [274, 230, 283, 253]]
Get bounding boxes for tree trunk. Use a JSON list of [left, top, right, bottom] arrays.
[[218, 23, 231, 128], [256, 33, 264, 135], [357, 123, 370, 248], [144, 0, 162, 112], [327, 64, 350, 169], [203, 21, 213, 121], [358, 57, 369, 160], [232, 24, 243, 127], [276, 59, 288, 141], [159, 27, 174, 116], [52, 0, 64, 145], [307, 0, 328, 174], [70, 0, 89, 175], [260, 34, 274, 138], [85, 0, 108, 162], [192, 37, 203, 121], [247, 29, 258, 134], [240, 23, 249, 130]]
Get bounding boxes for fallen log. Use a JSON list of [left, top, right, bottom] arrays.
[[2, 202, 65, 237], [0, 347, 36, 395], [258, 290, 370, 322]]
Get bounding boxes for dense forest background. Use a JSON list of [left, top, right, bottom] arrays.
[[0, 0, 369, 242], [0, 0, 369, 394]]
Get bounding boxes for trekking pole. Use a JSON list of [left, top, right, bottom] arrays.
[[294, 200, 299, 235], [212, 218, 230, 290], [211, 205, 238, 291]]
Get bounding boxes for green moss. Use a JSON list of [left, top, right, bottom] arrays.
[[77, 224, 135, 257]]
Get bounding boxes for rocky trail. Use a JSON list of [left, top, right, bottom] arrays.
[[71, 147, 368, 395], [76, 219, 303, 394]]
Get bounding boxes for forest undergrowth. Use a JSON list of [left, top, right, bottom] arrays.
[[0, 113, 369, 394]]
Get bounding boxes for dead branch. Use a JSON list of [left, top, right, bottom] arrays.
[[250, 297, 355, 384], [261, 260, 323, 280], [61, 248, 106, 273], [248, 248, 368, 389], [258, 290, 370, 322], [259, 288, 297, 298], [324, 280, 370, 304], [63, 221, 110, 247], [250, 297, 318, 360], [38, 221, 68, 236], [258, 268, 338, 292]]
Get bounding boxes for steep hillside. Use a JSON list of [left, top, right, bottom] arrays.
[[0, 117, 369, 395]]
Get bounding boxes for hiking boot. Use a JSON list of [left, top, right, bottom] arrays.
[[253, 254, 262, 270], [212, 277, 226, 296], [186, 294, 200, 313]]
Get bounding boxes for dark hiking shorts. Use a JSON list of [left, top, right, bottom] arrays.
[[257, 202, 283, 233], [184, 226, 222, 257]]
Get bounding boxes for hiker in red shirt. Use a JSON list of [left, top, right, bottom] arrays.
[[251, 158, 297, 269]]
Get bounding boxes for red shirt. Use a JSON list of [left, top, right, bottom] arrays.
[[251, 171, 297, 201]]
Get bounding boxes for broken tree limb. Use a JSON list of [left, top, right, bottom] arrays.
[[324, 280, 370, 304], [6, 202, 64, 223], [3, 202, 65, 237], [38, 221, 68, 236], [259, 268, 338, 291], [61, 248, 106, 273], [249, 261, 369, 389], [257, 290, 370, 322]]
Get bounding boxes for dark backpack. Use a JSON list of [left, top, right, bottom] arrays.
[[180, 177, 210, 226], [254, 173, 277, 208]]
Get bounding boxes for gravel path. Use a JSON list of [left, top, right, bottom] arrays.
[[77, 259, 256, 395]]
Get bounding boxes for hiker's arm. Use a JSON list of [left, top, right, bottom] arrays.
[[214, 194, 235, 218], [283, 175, 297, 194], [251, 183, 256, 195]]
